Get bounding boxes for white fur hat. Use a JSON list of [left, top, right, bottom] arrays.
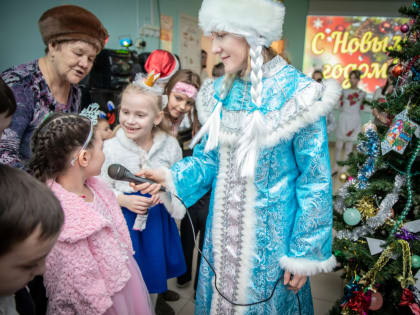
[[199, 0, 285, 46]]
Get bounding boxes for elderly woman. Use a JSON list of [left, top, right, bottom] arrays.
[[0, 5, 108, 167]]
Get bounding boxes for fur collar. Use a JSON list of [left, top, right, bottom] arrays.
[[115, 128, 169, 160]]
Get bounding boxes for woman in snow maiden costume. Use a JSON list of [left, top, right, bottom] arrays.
[[137, 0, 341, 314]]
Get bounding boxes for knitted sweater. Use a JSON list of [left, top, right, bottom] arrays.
[[101, 129, 186, 220], [44, 177, 134, 315]]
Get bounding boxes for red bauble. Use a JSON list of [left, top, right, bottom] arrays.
[[369, 292, 383, 311], [401, 24, 410, 33], [379, 21, 392, 33], [392, 64, 404, 77]]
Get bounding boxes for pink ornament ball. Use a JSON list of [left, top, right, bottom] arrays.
[[369, 292, 383, 311], [401, 24, 410, 33]]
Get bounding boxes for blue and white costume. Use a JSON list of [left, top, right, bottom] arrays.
[[159, 0, 341, 313], [163, 55, 340, 314]]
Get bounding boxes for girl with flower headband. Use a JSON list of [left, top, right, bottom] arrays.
[[129, 50, 200, 310], [135, 0, 341, 314], [100, 78, 187, 311], [135, 50, 201, 138], [162, 69, 201, 137], [28, 107, 154, 315]]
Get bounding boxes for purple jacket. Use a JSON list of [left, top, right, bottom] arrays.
[[0, 60, 80, 167]]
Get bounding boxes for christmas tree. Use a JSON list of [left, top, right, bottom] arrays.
[[330, 1, 420, 314]]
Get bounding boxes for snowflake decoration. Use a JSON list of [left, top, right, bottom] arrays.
[[325, 28, 331, 34], [313, 18, 323, 30]]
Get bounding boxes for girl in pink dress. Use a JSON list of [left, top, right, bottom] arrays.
[[28, 110, 154, 315]]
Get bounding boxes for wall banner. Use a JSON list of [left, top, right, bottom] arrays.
[[303, 16, 408, 93]]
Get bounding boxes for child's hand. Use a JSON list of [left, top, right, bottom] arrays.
[[130, 169, 166, 195], [150, 194, 161, 206], [283, 271, 307, 294], [118, 194, 154, 214]]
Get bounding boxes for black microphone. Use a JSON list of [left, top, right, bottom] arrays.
[[107, 164, 166, 192]]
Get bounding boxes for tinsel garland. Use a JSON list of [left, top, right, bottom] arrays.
[[341, 240, 416, 315], [356, 197, 378, 219], [336, 175, 406, 241], [388, 141, 420, 239], [356, 127, 380, 190]]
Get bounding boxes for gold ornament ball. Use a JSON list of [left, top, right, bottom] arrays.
[[339, 173, 348, 182], [392, 64, 404, 77], [362, 121, 377, 133]]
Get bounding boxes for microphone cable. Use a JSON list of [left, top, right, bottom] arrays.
[[169, 192, 302, 313]]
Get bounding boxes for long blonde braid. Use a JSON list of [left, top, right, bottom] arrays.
[[236, 43, 267, 177]]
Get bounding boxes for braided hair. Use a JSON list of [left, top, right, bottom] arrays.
[[28, 113, 94, 182], [189, 46, 276, 152]]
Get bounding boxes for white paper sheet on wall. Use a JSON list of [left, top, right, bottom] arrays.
[[178, 13, 201, 74], [160, 14, 173, 52]]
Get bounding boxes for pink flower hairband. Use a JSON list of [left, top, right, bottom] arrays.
[[172, 82, 198, 100]]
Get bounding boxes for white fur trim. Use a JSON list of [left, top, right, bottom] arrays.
[[279, 255, 337, 276], [199, 0, 285, 45], [219, 78, 341, 148], [159, 167, 186, 219], [268, 78, 341, 144]]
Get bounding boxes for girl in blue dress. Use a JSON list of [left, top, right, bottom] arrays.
[[135, 0, 341, 314], [100, 80, 186, 308]]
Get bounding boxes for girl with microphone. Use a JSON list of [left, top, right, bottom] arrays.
[[133, 0, 340, 314], [100, 62, 187, 312]]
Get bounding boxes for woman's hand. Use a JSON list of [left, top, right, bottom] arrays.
[[129, 169, 167, 195], [284, 271, 307, 294], [118, 194, 155, 214]]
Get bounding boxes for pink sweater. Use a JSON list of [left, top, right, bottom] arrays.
[[44, 177, 134, 315]]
